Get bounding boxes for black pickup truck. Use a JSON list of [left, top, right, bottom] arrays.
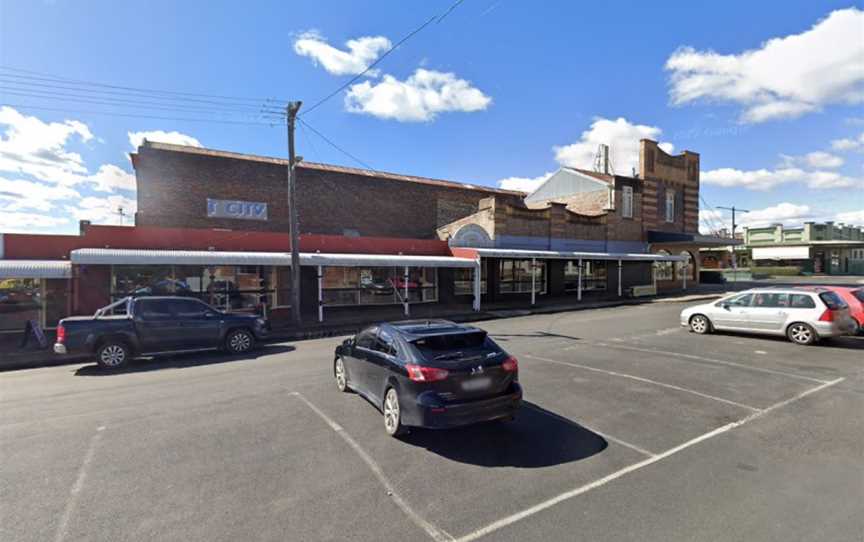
[[54, 296, 270, 368]]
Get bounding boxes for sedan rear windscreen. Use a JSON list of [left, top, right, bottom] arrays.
[[411, 331, 493, 355], [819, 292, 848, 310]]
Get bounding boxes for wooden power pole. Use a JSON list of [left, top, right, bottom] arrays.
[[286, 101, 303, 325]]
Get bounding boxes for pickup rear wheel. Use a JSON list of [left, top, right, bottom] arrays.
[[96, 342, 131, 369], [225, 329, 255, 354]]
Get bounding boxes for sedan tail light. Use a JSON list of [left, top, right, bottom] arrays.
[[405, 364, 449, 382], [56, 324, 66, 344], [819, 309, 835, 322], [501, 355, 518, 372]]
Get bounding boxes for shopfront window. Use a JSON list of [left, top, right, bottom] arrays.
[[0, 278, 42, 332], [654, 251, 674, 281], [564, 260, 607, 292], [111, 265, 279, 312], [453, 262, 487, 296], [675, 251, 695, 281], [321, 267, 438, 306], [499, 259, 546, 294]]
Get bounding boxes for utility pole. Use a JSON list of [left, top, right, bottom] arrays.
[[286, 101, 303, 325], [718, 205, 750, 282]]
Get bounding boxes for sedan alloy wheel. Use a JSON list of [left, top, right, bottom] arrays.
[[383, 388, 404, 437]]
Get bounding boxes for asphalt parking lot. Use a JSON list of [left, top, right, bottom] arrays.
[[2, 301, 862, 542]]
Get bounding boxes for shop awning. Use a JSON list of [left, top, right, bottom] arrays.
[[469, 248, 686, 262], [752, 246, 810, 260], [70, 249, 477, 268], [0, 260, 72, 279]]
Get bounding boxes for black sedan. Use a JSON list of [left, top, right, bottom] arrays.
[[333, 320, 523, 436]]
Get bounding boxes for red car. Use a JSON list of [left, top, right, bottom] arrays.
[[817, 286, 864, 335]]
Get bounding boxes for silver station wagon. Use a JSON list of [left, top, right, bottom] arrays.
[[680, 288, 856, 345]]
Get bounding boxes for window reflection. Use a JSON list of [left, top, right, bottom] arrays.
[[321, 267, 438, 306]]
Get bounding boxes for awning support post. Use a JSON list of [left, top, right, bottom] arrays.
[[531, 258, 536, 306], [403, 266, 410, 316], [577, 258, 583, 301], [317, 265, 324, 323], [652, 262, 657, 292], [682, 261, 688, 290], [618, 259, 623, 297], [473, 259, 481, 312]]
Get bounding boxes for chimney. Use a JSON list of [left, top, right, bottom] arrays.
[[600, 144, 610, 175]]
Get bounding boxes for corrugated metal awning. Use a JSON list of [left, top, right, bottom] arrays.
[[70, 249, 477, 268], [471, 248, 686, 262], [0, 260, 72, 279]]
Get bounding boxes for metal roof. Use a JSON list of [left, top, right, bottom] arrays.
[[471, 248, 686, 262], [70, 249, 478, 268], [0, 260, 72, 279]]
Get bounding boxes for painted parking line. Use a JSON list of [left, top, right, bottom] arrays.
[[53, 425, 106, 542], [524, 354, 762, 412], [289, 392, 454, 542], [581, 342, 829, 384], [523, 403, 656, 458], [453, 377, 844, 542]]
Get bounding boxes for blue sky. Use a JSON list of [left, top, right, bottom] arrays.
[[1, 0, 862, 235]]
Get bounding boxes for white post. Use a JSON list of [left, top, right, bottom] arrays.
[[683, 260, 688, 290], [531, 258, 536, 306], [652, 262, 657, 292], [403, 266, 410, 316], [473, 259, 481, 312], [618, 259, 623, 297], [577, 258, 582, 301], [317, 265, 324, 323]]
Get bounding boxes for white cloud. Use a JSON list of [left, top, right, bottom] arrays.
[[830, 131, 864, 151], [0, 106, 92, 185], [128, 130, 201, 150], [0, 176, 81, 212], [702, 166, 859, 190], [497, 171, 554, 193], [666, 8, 864, 123], [779, 151, 844, 169], [836, 209, 864, 225], [345, 68, 492, 122], [66, 194, 137, 225], [0, 211, 69, 232], [294, 31, 391, 76], [88, 164, 136, 192], [553, 117, 674, 174], [738, 203, 814, 227]]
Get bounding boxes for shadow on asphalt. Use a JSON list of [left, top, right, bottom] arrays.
[[73, 344, 296, 376], [710, 331, 864, 350], [401, 402, 607, 468], [490, 331, 581, 343]]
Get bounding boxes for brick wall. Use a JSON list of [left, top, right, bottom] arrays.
[[133, 144, 518, 240], [639, 139, 700, 234]]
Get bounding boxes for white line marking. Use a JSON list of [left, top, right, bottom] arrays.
[[291, 392, 453, 542], [585, 342, 829, 384], [53, 425, 105, 542], [523, 404, 655, 458], [754, 350, 767, 355], [453, 377, 844, 542], [526, 354, 762, 412]]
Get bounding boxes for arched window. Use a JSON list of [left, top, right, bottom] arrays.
[[675, 251, 695, 281], [654, 250, 674, 281]]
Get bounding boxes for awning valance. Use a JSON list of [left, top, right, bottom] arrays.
[[470, 248, 686, 262], [70, 249, 477, 269], [752, 246, 810, 260], [0, 260, 72, 279]]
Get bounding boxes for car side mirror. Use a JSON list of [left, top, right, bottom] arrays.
[[722, 303, 731, 310]]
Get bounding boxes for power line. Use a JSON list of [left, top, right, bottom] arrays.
[[301, 0, 467, 117], [298, 118, 376, 170], [0, 65, 289, 105], [0, 102, 280, 127]]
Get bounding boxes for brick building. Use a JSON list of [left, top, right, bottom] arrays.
[[1, 138, 725, 333]]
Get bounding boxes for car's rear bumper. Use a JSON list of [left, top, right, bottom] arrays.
[[814, 320, 856, 337], [403, 383, 523, 429]]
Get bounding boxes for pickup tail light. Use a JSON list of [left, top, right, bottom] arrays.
[[819, 309, 835, 322], [501, 355, 519, 372], [405, 364, 449, 382], [56, 324, 66, 344]]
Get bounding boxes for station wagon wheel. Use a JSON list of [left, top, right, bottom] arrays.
[[226, 329, 254, 354], [383, 388, 405, 437], [334, 356, 349, 392], [96, 342, 130, 369], [689, 314, 711, 334], [787, 323, 816, 346]]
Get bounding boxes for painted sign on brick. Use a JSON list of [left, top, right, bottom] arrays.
[[207, 199, 268, 221]]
